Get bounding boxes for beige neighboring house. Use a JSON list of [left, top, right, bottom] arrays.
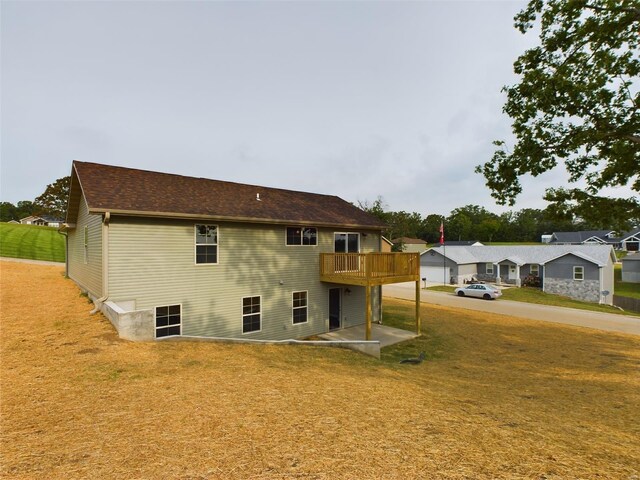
[[392, 237, 428, 253], [19, 215, 63, 227], [381, 236, 393, 253], [62, 161, 420, 342]]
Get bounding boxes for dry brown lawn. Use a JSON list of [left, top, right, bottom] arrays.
[[1, 260, 639, 479]]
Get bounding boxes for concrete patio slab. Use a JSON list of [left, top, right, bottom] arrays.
[[319, 323, 418, 348]]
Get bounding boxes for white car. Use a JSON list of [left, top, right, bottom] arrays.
[[454, 284, 502, 300]]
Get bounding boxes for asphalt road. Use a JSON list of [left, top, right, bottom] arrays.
[[383, 283, 640, 336]]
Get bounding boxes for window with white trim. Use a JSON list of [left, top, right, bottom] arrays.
[[242, 296, 261, 333], [83, 226, 88, 264], [292, 291, 308, 324], [530, 264, 539, 276], [573, 266, 584, 281], [286, 227, 317, 246], [195, 224, 218, 264], [155, 305, 181, 338], [486, 263, 494, 274]]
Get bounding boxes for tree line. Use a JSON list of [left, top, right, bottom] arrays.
[[0, 176, 70, 222], [359, 197, 638, 246]]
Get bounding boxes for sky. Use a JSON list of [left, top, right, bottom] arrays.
[[0, 0, 602, 216]]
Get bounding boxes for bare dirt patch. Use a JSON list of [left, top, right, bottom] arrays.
[[1, 261, 639, 479]]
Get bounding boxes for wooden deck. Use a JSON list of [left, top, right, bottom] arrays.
[[319, 252, 420, 286]]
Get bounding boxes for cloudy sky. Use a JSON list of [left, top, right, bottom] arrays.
[[2, 0, 576, 216]]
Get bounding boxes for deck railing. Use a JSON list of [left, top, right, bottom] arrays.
[[319, 252, 420, 285]]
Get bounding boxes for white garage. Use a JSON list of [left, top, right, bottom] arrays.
[[421, 266, 449, 283]]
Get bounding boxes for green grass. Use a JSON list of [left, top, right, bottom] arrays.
[[0, 223, 65, 262], [426, 283, 638, 316], [615, 263, 640, 299]]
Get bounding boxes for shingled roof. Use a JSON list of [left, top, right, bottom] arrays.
[[67, 161, 386, 229]]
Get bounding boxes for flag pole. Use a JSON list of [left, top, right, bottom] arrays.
[[440, 217, 446, 285]]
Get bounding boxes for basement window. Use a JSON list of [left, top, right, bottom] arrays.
[[195, 224, 218, 264], [292, 291, 308, 324], [242, 296, 261, 333], [155, 305, 181, 338], [573, 266, 584, 281]]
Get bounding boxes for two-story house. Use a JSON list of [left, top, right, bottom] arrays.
[[63, 161, 420, 342]]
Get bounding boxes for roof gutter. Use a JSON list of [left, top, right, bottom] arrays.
[[90, 212, 110, 314]]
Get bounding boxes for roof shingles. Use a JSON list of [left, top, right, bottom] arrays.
[[72, 161, 385, 229]]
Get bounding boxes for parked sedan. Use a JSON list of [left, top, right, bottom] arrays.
[[454, 284, 502, 300]]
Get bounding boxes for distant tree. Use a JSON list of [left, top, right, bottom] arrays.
[[34, 176, 70, 218], [477, 0, 640, 220], [15, 200, 36, 220], [423, 214, 445, 243], [0, 202, 17, 222]]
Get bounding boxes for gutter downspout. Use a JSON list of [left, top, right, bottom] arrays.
[[90, 212, 110, 314], [58, 228, 69, 277]]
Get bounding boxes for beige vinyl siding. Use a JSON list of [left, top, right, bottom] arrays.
[[67, 196, 102, 297], [108, 217, 381, 340]]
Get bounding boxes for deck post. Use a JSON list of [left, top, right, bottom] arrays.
[[415, 280, 421, 335], [365, 285, 372, 341]]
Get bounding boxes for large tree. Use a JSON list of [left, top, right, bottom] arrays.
[[477, 0, 640, 229], [34, 176, 70, 218]]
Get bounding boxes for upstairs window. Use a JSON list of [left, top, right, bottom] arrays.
[[334, 233, 359, 253], [195, 225, 218, 264], [573, 266, 584, 281], [155, 305, 181, 338], [292, 291, 308, 324], [286, 227, 317, 246], [242, 296, 261, 333]]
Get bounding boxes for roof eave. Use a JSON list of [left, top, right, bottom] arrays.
[[87, 208, 385, 231]]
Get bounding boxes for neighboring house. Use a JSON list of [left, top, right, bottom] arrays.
[[19, 215, 64, 227], [63, 161, 420, 342], [7, 220, 19, 224], [392, 237, 428, 253], [541, 234, 553, 244], [549, 230, 617, 245], [381, 236, 393, 253], [621, 253, 640, 283], [619, 228, 640, 252], [420, 245, 616, 305]]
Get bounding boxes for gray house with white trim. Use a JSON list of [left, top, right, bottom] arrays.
[[63, 161, 420, 342], [420, 245, 616, 304]]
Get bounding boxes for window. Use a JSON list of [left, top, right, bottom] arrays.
[[155, 305, 181, 338], [83, 226, 88, 264], [195, 224, 218, 264], [334, 233, 359, 253], [486, 263, 493, 274], [530, 264, 539, 276], [242, 296, 261, 333], [286, 227, 317, 246], [573, 266, 584, 281], [292, 291, 308, 324]]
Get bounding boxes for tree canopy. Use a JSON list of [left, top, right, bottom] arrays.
[[34, 176, 70, 219], [477, 0, 640, 229]]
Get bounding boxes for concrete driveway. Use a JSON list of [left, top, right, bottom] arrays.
[[384, 283, 640, 336]]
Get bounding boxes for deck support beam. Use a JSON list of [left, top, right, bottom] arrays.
[[415, 280, 421, 335], [365, 285, 372, 341]]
